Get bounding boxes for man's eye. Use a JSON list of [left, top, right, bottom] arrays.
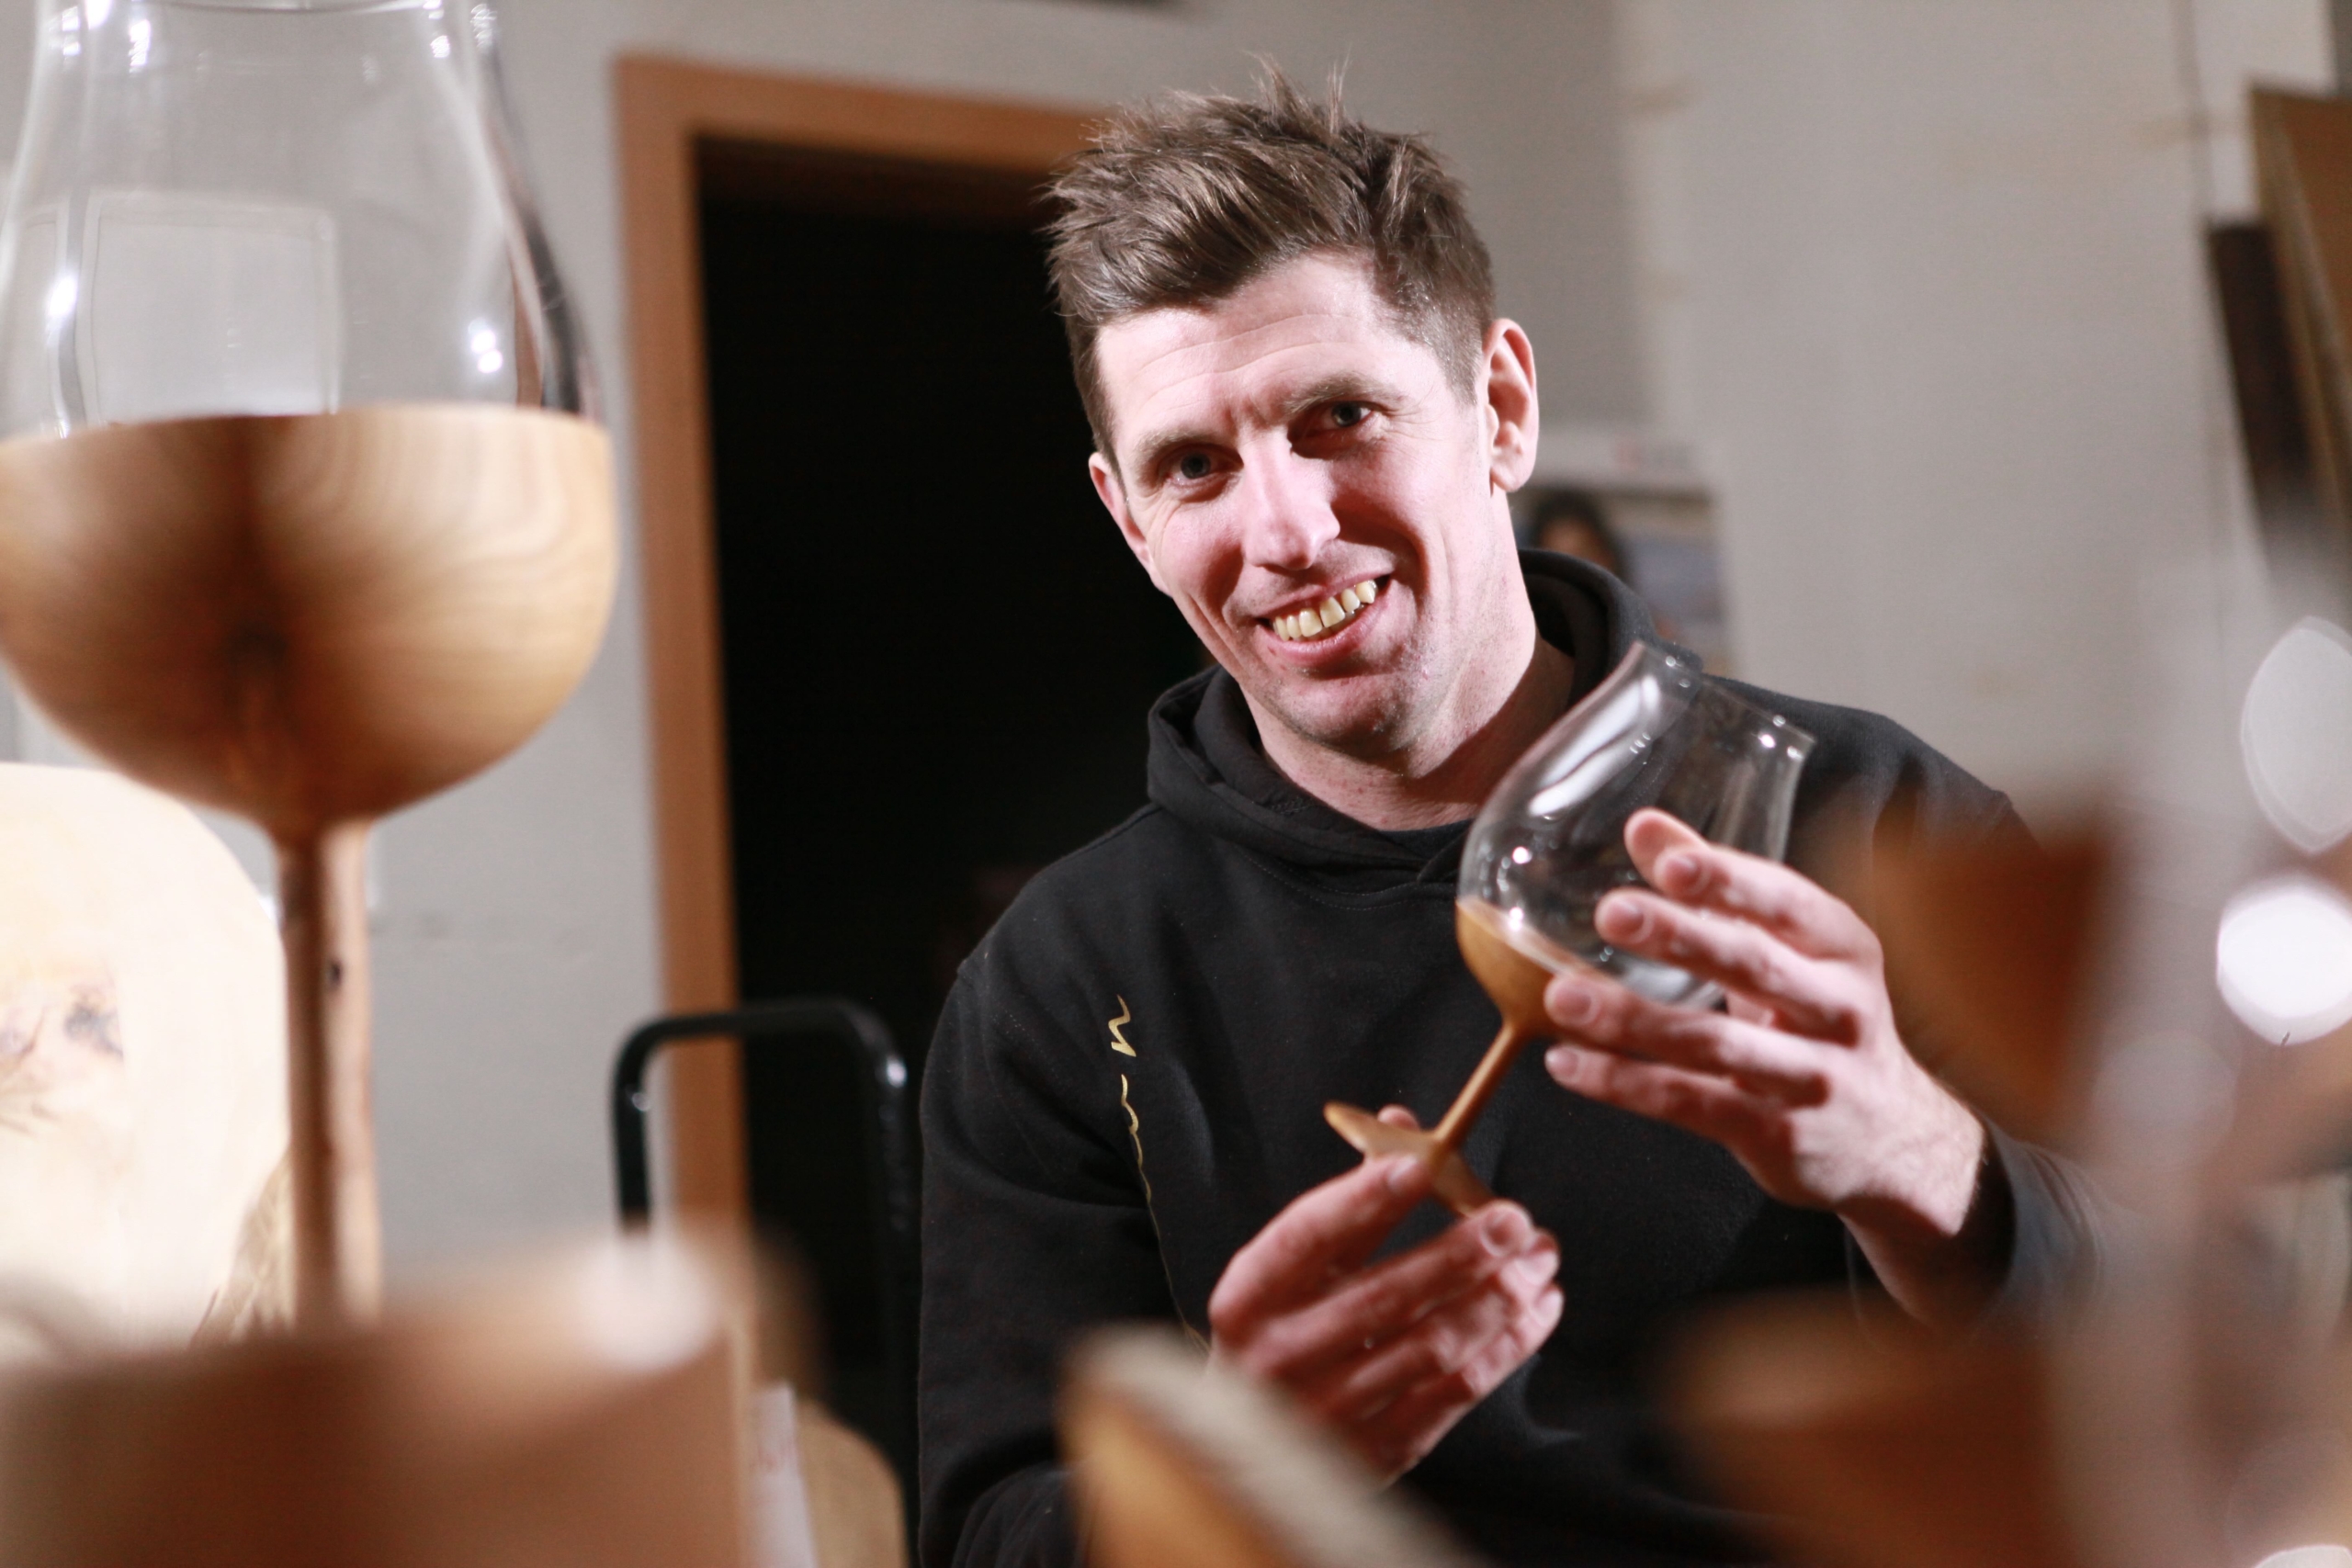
[[1175, 452, 1215, 481], [1330, 401, 1370, 428]]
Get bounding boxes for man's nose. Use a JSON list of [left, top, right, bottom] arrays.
[[1234, 448, 1340, 570]]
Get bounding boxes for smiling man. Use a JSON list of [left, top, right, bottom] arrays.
[[919, 78, 2086, 1568]]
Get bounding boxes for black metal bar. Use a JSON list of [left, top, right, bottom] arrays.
[[608, 997, 919, 1486], [610, 997, 907, 1225]]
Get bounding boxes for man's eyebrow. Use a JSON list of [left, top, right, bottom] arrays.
[[1279, 373, 1404, 417]]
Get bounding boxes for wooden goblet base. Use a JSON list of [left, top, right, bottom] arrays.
[[1321, 1102, 1497, 1217]]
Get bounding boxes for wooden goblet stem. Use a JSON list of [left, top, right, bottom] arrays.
[[1326, 901, 1569, 1215], [1431, 1021, 1532, 1149], [1433, 897, 1577, 1155], [277, 821, 381, 1325], [1323, 1022, 1532, 1219]]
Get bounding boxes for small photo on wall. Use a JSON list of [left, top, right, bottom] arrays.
[[1520, 485, 1731, 676]]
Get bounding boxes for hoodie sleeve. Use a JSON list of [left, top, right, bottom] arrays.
[[1983, 1122, 2108, 1321], [918, 933, 1182, 1568]]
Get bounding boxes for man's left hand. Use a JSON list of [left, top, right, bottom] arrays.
[[1541, 808, 2005, 1325]]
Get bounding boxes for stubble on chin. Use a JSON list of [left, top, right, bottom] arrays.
[[1250, 644, 1442, 765]]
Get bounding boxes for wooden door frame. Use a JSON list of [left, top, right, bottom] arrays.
[[616, 57, 1098, 1215]]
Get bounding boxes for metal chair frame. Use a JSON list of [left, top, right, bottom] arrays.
[[609, 998, 916, 1472]]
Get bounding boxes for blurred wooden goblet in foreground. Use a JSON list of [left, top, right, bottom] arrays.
[[1064, 1326, 1486, 1568], [0, 1235, 743, 1568], [0, 406, 615, 1324]]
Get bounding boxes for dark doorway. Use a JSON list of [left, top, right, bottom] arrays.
[[697, 141, 1200, 1477]]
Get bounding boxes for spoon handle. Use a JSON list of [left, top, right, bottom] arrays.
[[1432, 1021, 1530, 1149]]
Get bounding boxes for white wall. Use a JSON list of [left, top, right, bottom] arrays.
[[0, 0, 2322, 1267], [1613, 0, 2330, 810], [0, 1, 1645, 1272]]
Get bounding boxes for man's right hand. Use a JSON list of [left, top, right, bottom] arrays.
[[1206, 1117, 1563, 1480]]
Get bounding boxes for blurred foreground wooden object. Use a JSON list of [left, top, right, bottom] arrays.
[[1062, 1328, 1483, 1568], [797, 1401, 904, 1568], [1869, 832, 2106, 1144], [0, 404, 616, 1325], [1688, 820, 2106, 1562], [0, 765, 288, 1359], [0, 1235, 743, 1568], [1672, 1295, 2078, 1568], [729, 1233, 902, 1568]]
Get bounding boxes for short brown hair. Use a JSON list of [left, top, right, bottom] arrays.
[[1045, 72, 1496, 463]]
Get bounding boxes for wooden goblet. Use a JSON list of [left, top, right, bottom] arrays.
[[0, 402, 616, 1325], [1324, 897, 1574, 1216]]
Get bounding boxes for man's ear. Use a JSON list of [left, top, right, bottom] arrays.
[[1481, 318, 1539, 493], [1091, 452, 1168, 593]]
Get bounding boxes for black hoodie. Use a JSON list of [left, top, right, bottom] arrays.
[[919, 554, 2084, 1568]]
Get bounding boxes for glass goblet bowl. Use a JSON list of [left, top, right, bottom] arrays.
[[1458, 641, 1815, 1011]]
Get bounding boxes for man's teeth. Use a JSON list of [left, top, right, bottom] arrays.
[[1273, 580, 1381, 642]]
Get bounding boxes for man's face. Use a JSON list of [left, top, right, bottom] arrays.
[[1089, 253, 1532, 761]]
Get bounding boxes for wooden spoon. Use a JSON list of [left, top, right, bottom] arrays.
[[1323, 898, 1571, 1217]]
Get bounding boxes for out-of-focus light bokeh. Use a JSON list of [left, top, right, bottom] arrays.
[[2243, 618, 2352, 853], [2253, 1546, 2352, 1568], [2215, 874, 2352, 1044]]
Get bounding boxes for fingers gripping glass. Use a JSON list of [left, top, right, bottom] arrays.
[[1325, 644, 1814, 1214]]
